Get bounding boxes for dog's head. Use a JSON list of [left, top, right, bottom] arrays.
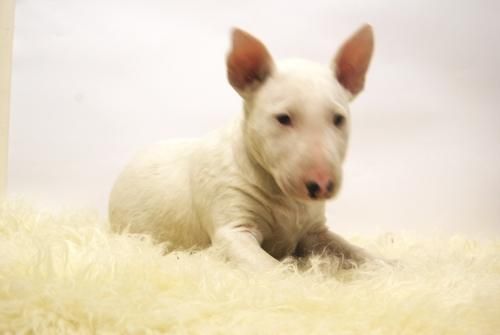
[[227, 26, 374, 201]]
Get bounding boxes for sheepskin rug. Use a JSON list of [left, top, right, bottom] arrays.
[[1, 201, 499, 334]]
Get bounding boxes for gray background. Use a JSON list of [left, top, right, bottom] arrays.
[[8, 0, 500, 236]]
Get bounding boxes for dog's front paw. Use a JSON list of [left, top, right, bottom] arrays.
[[341, 249, 398, 269], [377, 257, 401, 268], [336, 248, 370, 269], [360, 253, 400, 268]]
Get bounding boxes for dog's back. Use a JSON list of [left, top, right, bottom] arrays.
[[109, 138, 211, 248]]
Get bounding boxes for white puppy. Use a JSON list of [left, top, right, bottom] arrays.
[[109, 25, 375, 271]]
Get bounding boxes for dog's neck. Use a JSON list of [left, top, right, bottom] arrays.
[[233, 117, 285, 200]]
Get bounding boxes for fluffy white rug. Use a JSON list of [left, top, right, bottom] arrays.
[[1, 201, 499, 334]]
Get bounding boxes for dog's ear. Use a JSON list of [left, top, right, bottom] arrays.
[[333, 24, 374, 98], [227, 28, 274, 98]]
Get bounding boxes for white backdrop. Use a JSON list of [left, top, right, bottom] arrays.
[[8, 0, 500, 237]]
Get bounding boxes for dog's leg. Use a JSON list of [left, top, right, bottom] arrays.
[[297, 228, 373, 268], [212, 224, 279, 272]]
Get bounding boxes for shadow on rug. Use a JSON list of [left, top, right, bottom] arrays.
[[1, 201, 499, 334]]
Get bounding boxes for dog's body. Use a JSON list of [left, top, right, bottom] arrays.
[[109, 26, 375, 271]]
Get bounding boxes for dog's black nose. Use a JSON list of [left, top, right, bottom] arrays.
[[306, 181, 321, 199]]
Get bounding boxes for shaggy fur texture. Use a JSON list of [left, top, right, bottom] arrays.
[[1, 201, 499, 334]]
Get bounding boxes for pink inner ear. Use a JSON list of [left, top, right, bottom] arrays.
[[335, 25, 374, 96], [227, 29, 273, 92]]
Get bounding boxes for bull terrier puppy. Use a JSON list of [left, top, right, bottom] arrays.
[[109, 25, 375, 271]]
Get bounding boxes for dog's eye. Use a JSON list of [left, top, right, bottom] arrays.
[[333, 114, 345, 128], [276, 114, 292, 126]]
